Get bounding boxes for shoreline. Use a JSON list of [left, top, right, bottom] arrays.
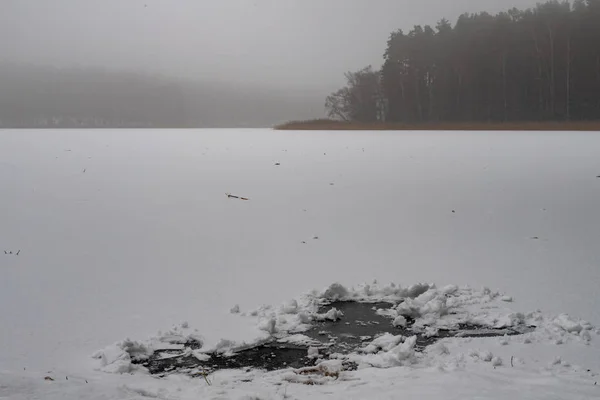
[[275, 119, 600, 131]]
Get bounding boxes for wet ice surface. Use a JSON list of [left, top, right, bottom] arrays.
[[137, 300, 533, 376]]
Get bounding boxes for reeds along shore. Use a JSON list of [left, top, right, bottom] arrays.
[[274, 119, 600, 131]]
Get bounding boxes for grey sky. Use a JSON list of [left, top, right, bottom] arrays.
[[3, 0, 538, 91]]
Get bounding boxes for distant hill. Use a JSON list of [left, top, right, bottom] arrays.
[[0, 64, 324, 128]]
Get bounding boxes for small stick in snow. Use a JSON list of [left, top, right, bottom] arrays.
[[83, 169, 86, 173], [16, 250, 20, 256], [66, 376, 68, 380], [511, 356, 514, 367], [199, 368, 212, 386], [226, 193, 249, 201]]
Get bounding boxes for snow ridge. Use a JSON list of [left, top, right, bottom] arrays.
[[94, 281, 597, 374]]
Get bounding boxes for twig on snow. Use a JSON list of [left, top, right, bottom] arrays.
[[226, 193, 249, 201], [200, 368, 212, 386]]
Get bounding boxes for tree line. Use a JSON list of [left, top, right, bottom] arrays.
[[326, 0, 600, 123]]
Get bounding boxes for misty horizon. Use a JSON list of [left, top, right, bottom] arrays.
[[0, 63, 326, 128], [3, 0, 539, 92]]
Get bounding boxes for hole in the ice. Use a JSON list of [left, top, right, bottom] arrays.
[[133, 300, 532, 376]]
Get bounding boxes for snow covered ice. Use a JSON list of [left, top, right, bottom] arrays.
[[1, 129, 600, 399]]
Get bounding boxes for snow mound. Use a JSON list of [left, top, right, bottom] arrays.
[[396, 289, 449, 319], [92, 338, 152, 374], [92, 322, 203, 373], [362, 333, 405, 354], [350, 335, 418, 368], [392, 315, 407, 327], [321, 282, 432, 303], [322, 283, 349, 301], [209, 338, 238, 353], [277, 334, 322, 347], [314, 307, 344, 322], [553, 314, 587, 333]]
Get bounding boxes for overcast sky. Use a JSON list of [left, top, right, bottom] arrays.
[[2, 0, 539, 91]]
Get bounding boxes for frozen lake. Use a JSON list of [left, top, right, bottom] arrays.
[[1, 129, 600, 373]]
